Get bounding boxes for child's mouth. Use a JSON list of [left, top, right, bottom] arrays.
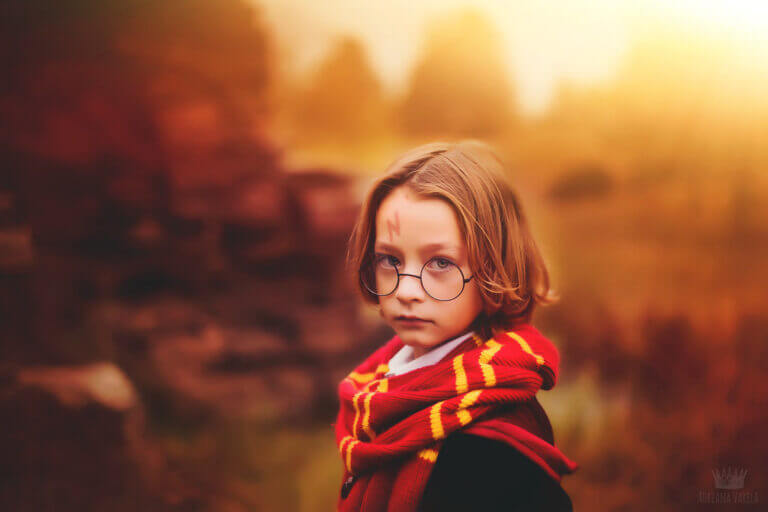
[[395, 316, 431, 326]]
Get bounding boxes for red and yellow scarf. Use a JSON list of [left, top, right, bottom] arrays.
[[334, 322, 579, 512]]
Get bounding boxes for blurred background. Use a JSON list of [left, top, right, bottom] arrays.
[[1, 0, 767, 510]]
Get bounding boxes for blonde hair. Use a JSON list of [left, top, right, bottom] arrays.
[[346, 140, 558, 339]]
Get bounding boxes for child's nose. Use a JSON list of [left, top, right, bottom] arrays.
[[396, 271, 426, 300]]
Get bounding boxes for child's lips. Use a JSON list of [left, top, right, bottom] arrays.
[[395, 316, 431, 325]]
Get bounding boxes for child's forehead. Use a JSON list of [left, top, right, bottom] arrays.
[[376, 189, 459, 224], [374, 189, 465, 247], [373, 214, 467, 258]]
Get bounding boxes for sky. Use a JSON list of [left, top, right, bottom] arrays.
[[255, 0, 768, 115]]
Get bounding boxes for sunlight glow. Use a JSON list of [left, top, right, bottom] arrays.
[[659, 0, 768, 33]]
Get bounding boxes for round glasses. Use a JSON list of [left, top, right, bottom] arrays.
[[361, 254, 474, 301]]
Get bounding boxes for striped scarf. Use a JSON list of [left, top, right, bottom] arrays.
[[334, 322, 579, 512]]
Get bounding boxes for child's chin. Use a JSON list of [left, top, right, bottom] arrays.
[[400, 333, 441, 349], [397, 331, 423, 343]]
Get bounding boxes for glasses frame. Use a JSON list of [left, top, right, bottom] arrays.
[[361, 254, 475, 301]]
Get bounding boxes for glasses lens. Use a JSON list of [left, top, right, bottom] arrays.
[[422, 257, 465, 300], [362, 255, 398, 295]]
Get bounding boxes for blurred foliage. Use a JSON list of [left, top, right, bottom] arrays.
[[292, 37, 390, 145], [548, 164, 615, 202], [398, 8, 516, 138]]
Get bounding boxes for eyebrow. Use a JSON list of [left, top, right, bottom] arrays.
[[374, 241, 461, 253]]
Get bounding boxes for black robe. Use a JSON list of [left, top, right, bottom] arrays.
[[419, 433, 574, 511]]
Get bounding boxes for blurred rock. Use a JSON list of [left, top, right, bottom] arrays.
[[2, 363, 193, 511], [17, 362, 138, 411], [0, 226, 34, 270]]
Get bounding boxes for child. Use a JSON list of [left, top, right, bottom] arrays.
[[334, 140, 578, 511]]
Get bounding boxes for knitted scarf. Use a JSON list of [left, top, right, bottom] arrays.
[[334, 322, 579, 512]]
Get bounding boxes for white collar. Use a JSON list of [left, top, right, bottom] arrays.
[[385, 330, 475, 377]]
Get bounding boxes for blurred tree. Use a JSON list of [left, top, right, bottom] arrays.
[[399, 8, 516, 138], [292, 35, 390, 145], [547, 21, 768, 177], [0, 0, 279, 363], [548, 164, 615, 203], [541, 20, 768, 245]]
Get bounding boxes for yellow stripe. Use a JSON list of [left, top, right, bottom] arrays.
[[339, 435, 353, 455], [453, 354, 468, 394], [345, 439, 359, 472], [348, 371, 374, 384], [479, 339, 503, 387], [359, 378, 390, 440], [430, 402, 445, 440], [347, 363, 390, 385], [455, 389, 482, 426], [483, 339, 503, 352], [471, 333, 484, 347], [362, 392, 375, 439], [351, 391, 363, 436], [456, 409, 472, 426], [340, 435, 356, 472], [459, 389, 482, 408], [418, 448, 438, 463], [506, 331, 545, 366]]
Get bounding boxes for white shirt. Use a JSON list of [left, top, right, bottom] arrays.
[[385, 330, 476, 378]]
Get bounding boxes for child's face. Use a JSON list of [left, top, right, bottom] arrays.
[[373, 186, 484, 358]]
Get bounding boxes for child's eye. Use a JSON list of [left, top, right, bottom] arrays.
[[374, 253, 400, 269], [428, 256, 455, 270]]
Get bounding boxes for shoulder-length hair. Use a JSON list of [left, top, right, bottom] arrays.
[[345, 139, 559, 339]]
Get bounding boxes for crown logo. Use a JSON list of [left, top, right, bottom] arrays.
[[711, 467, 748, 490]]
